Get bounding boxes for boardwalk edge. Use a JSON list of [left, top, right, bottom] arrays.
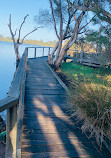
[[45, 61, 111, 153], [45, 62, 70, 93]]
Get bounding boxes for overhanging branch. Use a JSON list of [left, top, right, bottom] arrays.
[[18, 14, 29, 42], [21, 27, 41, 44]]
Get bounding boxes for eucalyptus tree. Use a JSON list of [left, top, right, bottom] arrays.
[[54, 0, 95, 68], [8, 15, 40, 68], [35, 0, 111, 69], [55, 0, 111, 68], [35, 0, 74, 65]]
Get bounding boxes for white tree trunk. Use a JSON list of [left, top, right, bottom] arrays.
[[55, 24, 79, 68]]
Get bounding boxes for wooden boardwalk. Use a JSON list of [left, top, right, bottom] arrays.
[[21, 57, 111, 158]]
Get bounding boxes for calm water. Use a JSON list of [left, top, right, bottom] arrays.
[[0, 41, 28, 100], [0, 41, 52, 119], [0, 41, 52, 100]]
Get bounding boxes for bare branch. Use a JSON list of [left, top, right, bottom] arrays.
[[63, 12, 73, 39], [8, 14, 15, 44], [21, 27, 40, 44], [66, 0, 78, 23], [13, 29, 17, 36], [79, 14, 97, 32], [49, 0, 60, 39], [79, 29, 87, 34], [18, 14, 29, 42]]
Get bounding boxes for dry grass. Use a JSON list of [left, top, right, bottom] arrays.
[[69, 82, 111, 146], [61, 62, 111, 146]]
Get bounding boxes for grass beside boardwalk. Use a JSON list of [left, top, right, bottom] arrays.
[[61, 62, 111, 86], [60, 62, 111, 146]]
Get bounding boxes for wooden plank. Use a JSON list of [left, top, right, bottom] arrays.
[[24, 99, 67, 105], [21, 133, 95, 143], [21, 152, 111, 158], [25, 94, 66, 98], [23, 116, 72, 124], [82, 62, 101, 67], [25, 86, 64, 90], [21, 138, 96, 146], [24, 102, 67, 108], [22, 127, 80, 134], [22, 121, 75, 129], [25, 91, 65, 95], [21, 144, 102, 155]]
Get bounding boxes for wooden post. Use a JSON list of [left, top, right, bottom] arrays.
[[27, 48, 28, 55], [80, 51, 84, 63], [6, 105, 17, 158], [48, 47, 50, 55], [34, 48, 36, 58], [43, 47, 44, 56]]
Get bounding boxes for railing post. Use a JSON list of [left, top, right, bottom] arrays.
[[6, 105, 17, 158], [27, 48, 28, 55], [48, 47, 50, 55], [43, 47, 44, 56], [34, 48, 36, 58]]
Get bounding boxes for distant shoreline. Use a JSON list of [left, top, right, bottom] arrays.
[[0, 38, 56, 47]]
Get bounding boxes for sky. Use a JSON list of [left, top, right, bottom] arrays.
[[0, 0, 57, 41]]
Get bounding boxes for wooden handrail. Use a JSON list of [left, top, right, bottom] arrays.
[[26, 46, 53, 58], [0, 96, 18, 112], [0, 48, 28, 112], [0, 48, 28, 158], [26, 46, 53, 49], [8, 48, 28, 97]]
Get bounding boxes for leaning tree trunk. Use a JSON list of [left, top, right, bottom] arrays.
[[48, 41, 59, 64], [53, 37, 63, 64], [55, 24, 79, 68], [55, 11, 85, 69]]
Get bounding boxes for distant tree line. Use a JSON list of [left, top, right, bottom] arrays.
[[0, 35, 57, 47]]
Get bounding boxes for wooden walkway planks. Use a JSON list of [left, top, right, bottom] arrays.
[[21, 57, 111, 158]]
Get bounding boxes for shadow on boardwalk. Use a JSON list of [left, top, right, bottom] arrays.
[[21, 58, 111, 158]]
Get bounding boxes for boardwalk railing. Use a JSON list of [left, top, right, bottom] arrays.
[[0, 48, 28, 158], [26, 46, 53, 58], [66, 50, 101, 68], [0, 46, 53, 158]]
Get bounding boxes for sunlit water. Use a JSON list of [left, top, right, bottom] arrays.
[[0, 41, 53, 120]]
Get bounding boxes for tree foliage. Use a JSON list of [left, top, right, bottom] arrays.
[[35, 0, 111, 68]]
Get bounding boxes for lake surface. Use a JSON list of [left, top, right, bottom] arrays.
[[0, 41, 52, 100], [0, 41, 30, 100], [0, 41, 53, 119]]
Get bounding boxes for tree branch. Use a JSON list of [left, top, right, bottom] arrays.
[[8, 14, 16, 44], [91, 2, 111, 19], [79, 14, 97, 32], [49, 0, 60, 39], [13, 29, 17, 36], [66, 0, 78, 23], [21, 27, 40, 44], [18, 14, 29, 42]]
